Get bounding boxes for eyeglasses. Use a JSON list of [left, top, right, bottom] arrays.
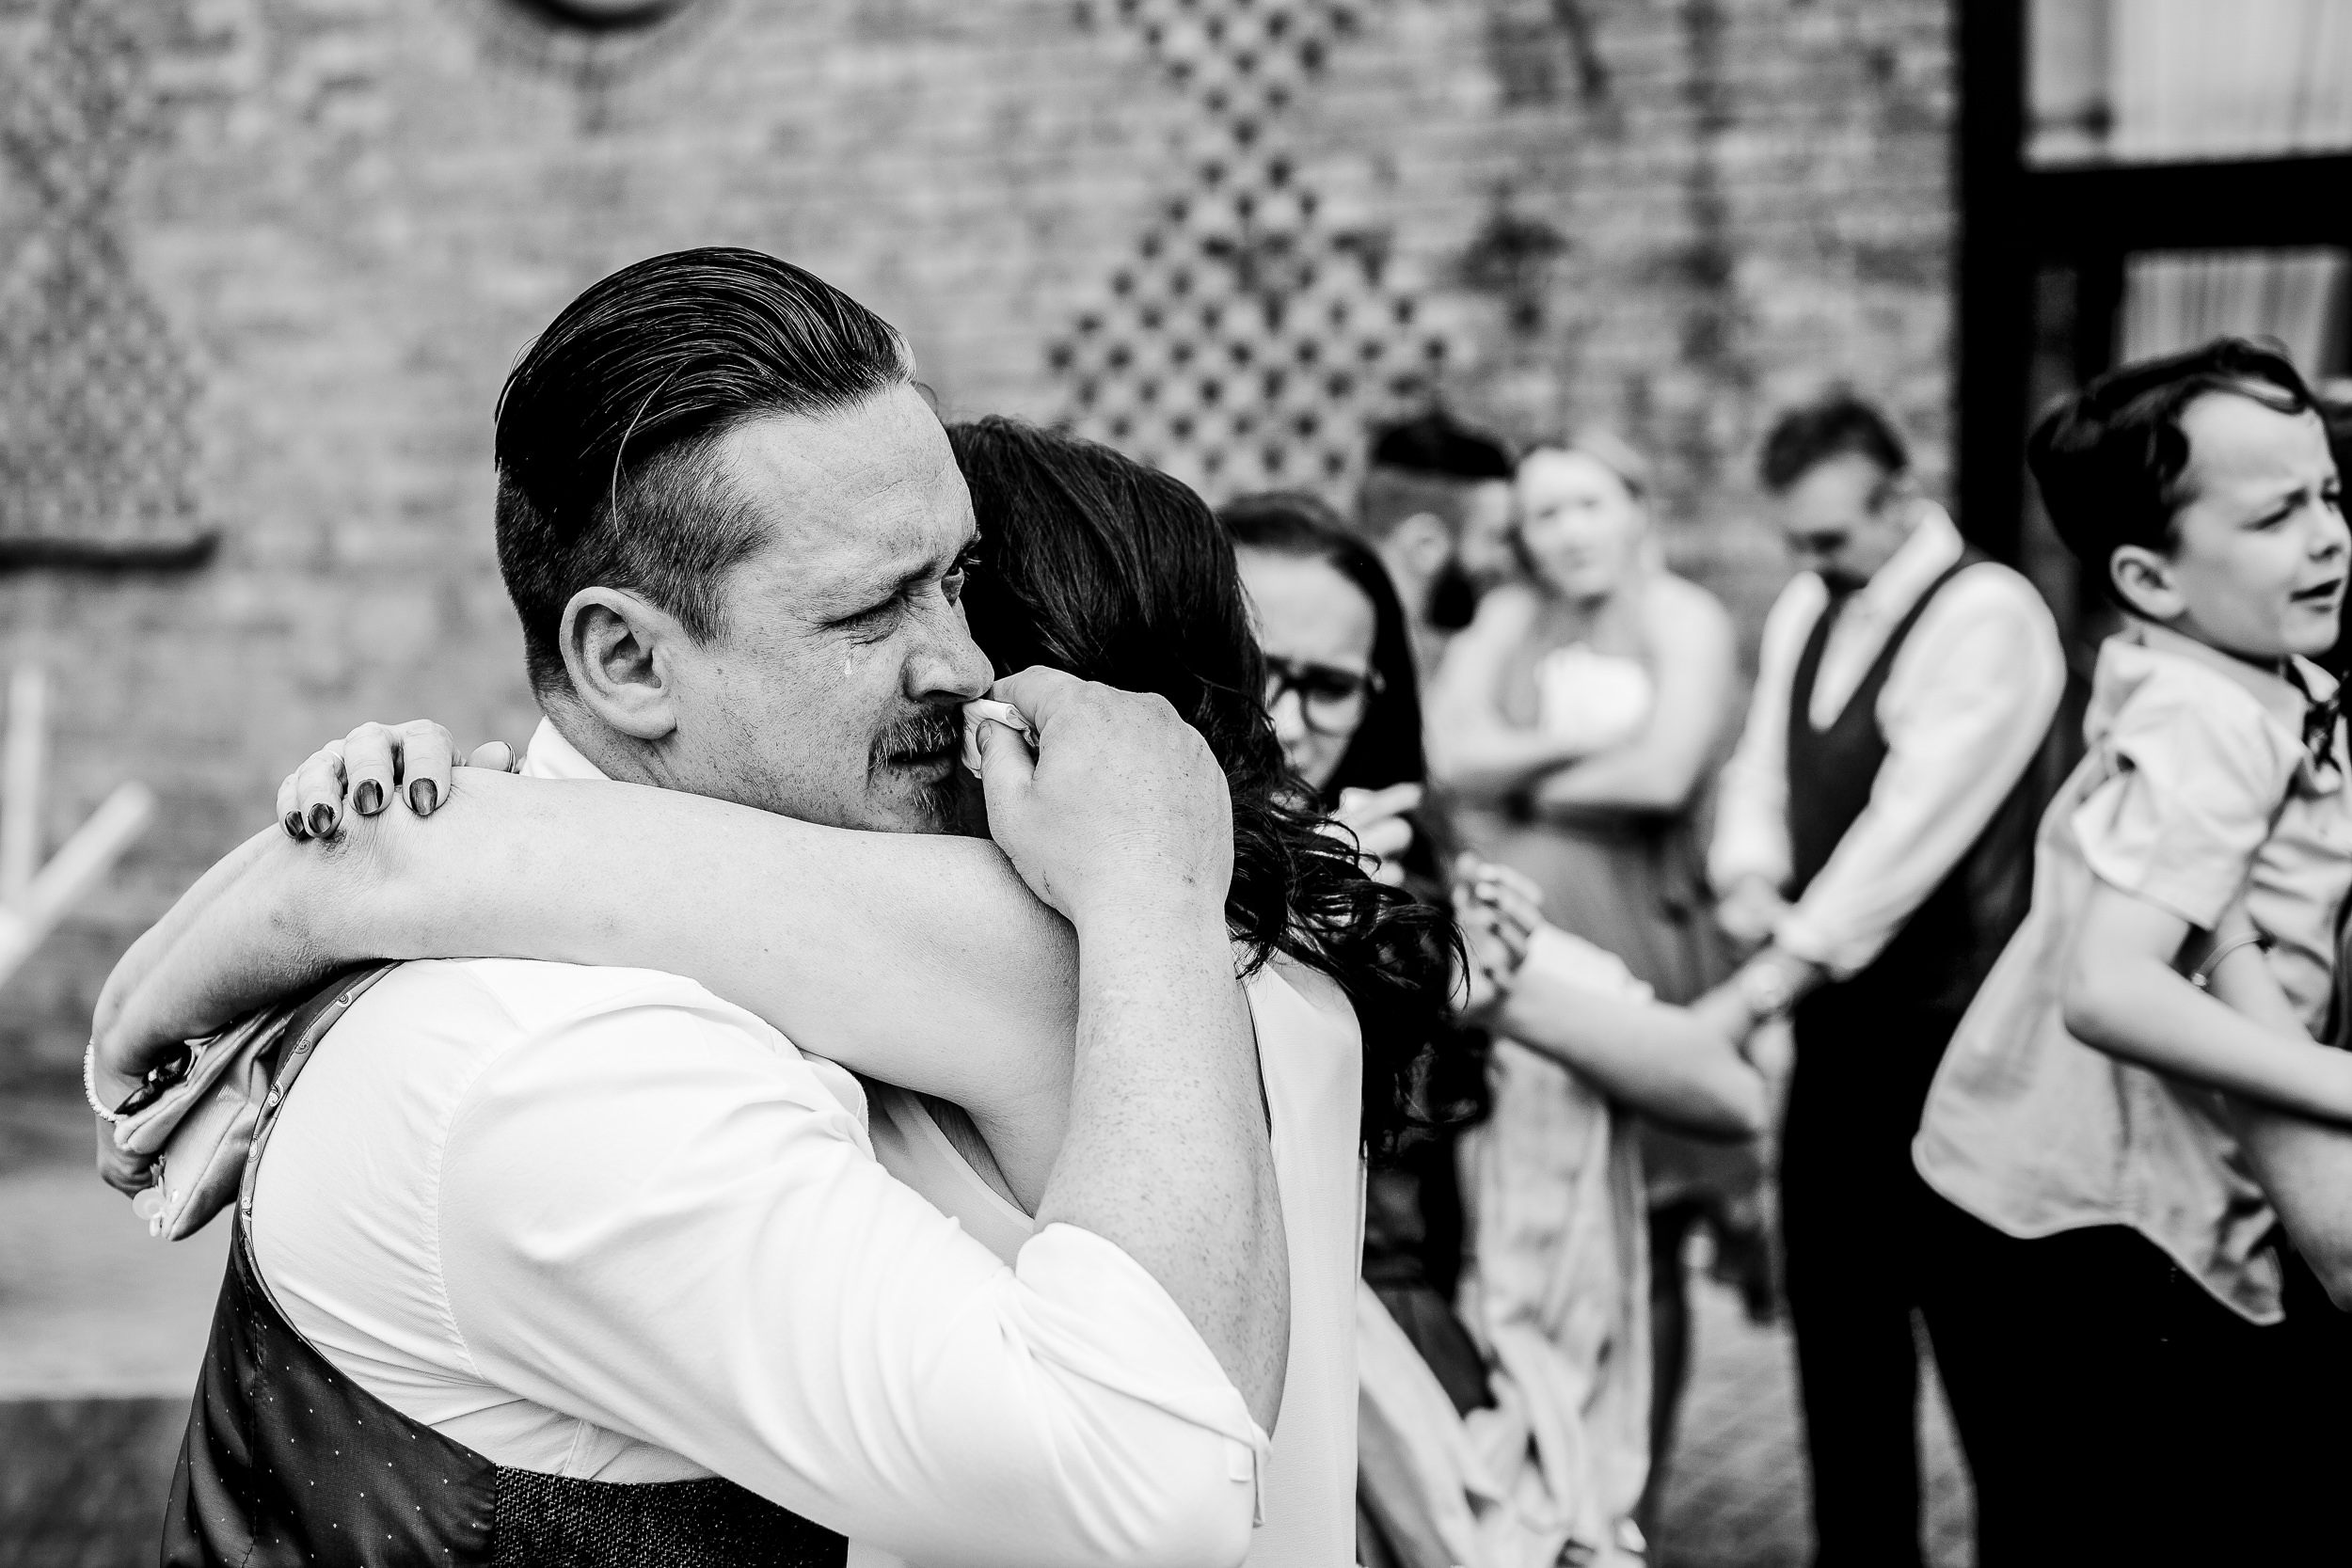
[[1263, 655, 1385, 735]]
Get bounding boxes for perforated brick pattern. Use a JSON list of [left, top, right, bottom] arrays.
[[0, 0, 200, 547], [1046, 0, 1453, 499]]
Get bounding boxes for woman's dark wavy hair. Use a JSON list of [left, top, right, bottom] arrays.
[[1217, 488, 1492, 1136], [950, 420, 1457, 1150]]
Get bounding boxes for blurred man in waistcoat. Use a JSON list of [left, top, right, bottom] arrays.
[[1707, 394, 2064, 1568]]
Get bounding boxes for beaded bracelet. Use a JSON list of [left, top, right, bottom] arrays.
[[85, 1039, 188, 1123], [84, 1042, 125, 1123], [2189, 932, 2271, 991]]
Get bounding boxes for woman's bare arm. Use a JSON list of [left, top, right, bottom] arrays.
[[1491, 956, 1766, 1137], [1424, 585, 1591, 802], [95, 768, 1081, 1203], [1530, 576, 1737, 818], [1458, 872, 1765, 1137]]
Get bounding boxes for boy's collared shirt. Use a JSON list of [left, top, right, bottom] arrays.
[[1914, 620, 2352, 1323]]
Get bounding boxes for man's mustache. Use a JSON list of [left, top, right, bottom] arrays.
[[871, 706, 963, 767]]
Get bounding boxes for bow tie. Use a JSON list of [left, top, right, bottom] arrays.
[[2303, 685, 2343, 773]]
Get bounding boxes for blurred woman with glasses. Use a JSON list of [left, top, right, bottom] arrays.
[[1263, 654, 1386, 781], [1232, 494, 1430, 886], [1223, 491, 1765, 1568]]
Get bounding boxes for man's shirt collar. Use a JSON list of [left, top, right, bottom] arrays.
[[521, 716, 611, 782], [1838, 500, 1963, 626]]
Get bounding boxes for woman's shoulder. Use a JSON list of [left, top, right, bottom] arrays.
[[1248, 951, 1362, 1044], [1248, 955, 1366, 1165], [1634, 570, 1735, 663], [1640, 569, 1733, 634], [1468, 579, 1548, 639]]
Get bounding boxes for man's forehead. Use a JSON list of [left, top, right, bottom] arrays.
[[1780, 453, 1886, 523], [715, 392, 973, 585]]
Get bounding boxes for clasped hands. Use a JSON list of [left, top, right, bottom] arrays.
[[1305, 780, 1536, 1016]]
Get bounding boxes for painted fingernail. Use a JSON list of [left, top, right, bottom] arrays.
[[409, 778, 438, 816], [353, 780, 384, 816], [283, 811, 307, 840], [308, 803, 337, 838]]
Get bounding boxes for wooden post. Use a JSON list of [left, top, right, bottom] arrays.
[[1, 666, 46, 908], [0, 782, 155, 992], [1954, 0, 2030, 565], [0, 666, 155, 995]]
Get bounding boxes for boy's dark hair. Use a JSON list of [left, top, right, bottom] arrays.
[[2026, 337, 2316, 597], [1758, 392, 1910, 494], [494, 247, 909, 692]]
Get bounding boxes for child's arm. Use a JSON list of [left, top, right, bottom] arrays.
[[2194, 914, 2352, 1309], [2061, 881, 2352, 1122]]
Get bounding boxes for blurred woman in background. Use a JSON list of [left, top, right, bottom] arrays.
[[1223, 491, 1765, 1568], [1420, 436, 1766, 1530], [1425, 434, 1736, 997]]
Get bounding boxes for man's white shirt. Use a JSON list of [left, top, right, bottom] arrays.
[[249, 719, 1268, 1568], [1708, 504, 2067, 976]]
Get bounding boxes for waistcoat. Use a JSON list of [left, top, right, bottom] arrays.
[[162, 964, 847, 1568], [1786, 551, 2045, 1016]]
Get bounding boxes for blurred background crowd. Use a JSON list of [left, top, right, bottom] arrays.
[[7, 1, 2352, 1564]]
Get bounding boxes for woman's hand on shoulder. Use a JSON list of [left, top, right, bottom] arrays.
[[278, 720, 520, 841], [93, 718, 519, 1116]]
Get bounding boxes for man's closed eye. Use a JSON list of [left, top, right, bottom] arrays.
[[834, 596, 904, 639]]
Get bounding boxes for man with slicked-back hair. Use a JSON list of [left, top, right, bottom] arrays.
[[143, 250, 1290, 1568]]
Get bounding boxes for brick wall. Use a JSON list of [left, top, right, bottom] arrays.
[[0, 0, 1954, 1083]]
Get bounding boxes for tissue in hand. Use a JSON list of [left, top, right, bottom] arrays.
[[961, 699, 1035, 776]]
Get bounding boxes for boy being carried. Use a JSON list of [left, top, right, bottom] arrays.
[[1913, 338, 2352, 1566]]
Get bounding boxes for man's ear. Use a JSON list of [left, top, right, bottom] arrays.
[[2109, 545, 2185, 623], [558, 587, 686, 742], [1393, 513, 1456, 577]]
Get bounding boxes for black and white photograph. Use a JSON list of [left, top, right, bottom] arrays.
[[4, 1, 2352, 1564]]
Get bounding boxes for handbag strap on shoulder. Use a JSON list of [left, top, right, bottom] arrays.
[[233, 961, 403, 1239]]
